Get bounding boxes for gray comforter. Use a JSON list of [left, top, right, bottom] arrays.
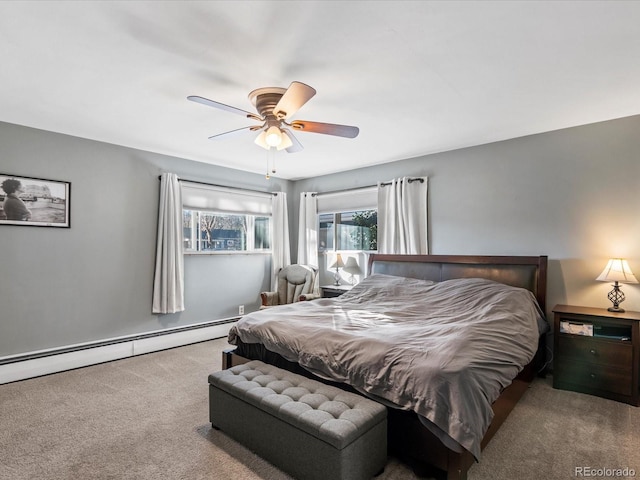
[[228, 274, 545, 459]]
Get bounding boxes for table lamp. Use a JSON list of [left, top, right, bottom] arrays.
[[595, 258, 638, 312], [330, 254, 344, 286], [343, 257, 362, 285]]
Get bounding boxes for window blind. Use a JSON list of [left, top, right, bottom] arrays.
[[181, 181, 273, 215], [316, 186, 377, 214]]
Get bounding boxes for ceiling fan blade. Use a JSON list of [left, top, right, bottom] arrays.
[[188, 95, 262, 121], [273, 82, 317, 120], [281, 128, 304, 153], [290, 120, 359, 138], [208, 125, 261, 141]]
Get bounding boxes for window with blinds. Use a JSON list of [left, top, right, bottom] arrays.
[[316, 187, 378, 252], [181, 181, 272, 254]]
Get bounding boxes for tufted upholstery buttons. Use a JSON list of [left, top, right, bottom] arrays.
[[209, 360, 387, 450]]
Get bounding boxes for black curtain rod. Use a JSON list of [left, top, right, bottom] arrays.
[[380, 177, 424, 186], [310, 177, 424, 197], [158, 175, 278, 196], [311, 184, 375, 197]]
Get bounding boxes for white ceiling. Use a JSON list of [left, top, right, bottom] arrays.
[[1, 1, 639, 180]]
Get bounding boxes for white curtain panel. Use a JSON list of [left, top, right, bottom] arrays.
[[297, 192, 319, 294], [152, 173, 185, 314], [271, 192, 291, 290], [297, 192, 319, 268], [377, 177, 429, 254]]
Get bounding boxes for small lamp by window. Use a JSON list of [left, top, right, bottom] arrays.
[[596, 258, 638, 312], [343, 257, 362, 285], [330, 254, 344, 286]]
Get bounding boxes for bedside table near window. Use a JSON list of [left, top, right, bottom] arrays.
[[552, 304, 640, 406], [320, 285, 353, 298]]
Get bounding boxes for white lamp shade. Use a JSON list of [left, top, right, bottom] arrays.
[[254, 131, 269, 149], [255, 127, 290, 151], [330, 254, 344, 269], [265, 126, 282, 147], [343, 257, 361, 275], [276, 130, 293, 151], [596, 258, 639, 284]]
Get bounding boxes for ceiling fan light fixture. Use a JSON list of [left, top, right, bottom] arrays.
[[254, 131, 269, 149], [265, 126, 283, 147], [276, 130, 293, 151]]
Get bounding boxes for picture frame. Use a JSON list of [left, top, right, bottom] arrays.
[[0, 173, 71, 228]]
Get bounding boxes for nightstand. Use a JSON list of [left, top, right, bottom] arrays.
[[320, 285, 353, 298], [552, 304, 640, 406]]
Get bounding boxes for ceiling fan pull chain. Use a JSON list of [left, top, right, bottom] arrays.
[[265, 150, 270, 179], [271, 147, 277, 175], [265, 147, 276, 179]]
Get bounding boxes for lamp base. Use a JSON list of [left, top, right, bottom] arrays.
[[606, 282, 626, 314]]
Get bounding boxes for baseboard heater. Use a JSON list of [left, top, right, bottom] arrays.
[[0, 317, 239, 384]]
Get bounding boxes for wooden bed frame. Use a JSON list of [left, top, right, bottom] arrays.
[[223, 254, 548, 480]]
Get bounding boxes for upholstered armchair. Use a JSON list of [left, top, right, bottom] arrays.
[[260, 264, 319, 308]]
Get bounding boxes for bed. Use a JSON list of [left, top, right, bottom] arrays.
[[223, 254, 548, 480]]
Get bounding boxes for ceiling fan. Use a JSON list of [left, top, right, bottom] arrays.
[[187, 81, 359, 153]]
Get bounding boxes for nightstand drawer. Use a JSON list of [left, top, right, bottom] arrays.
[[554, 360, 633, 396], [557, 335, 632, 368]]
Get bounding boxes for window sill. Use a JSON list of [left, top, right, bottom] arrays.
[[184, 251, 272, 256]]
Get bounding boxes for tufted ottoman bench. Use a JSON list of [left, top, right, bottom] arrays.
[[208, 360, 387, 480]]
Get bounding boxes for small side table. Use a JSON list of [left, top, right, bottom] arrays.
[[320, 285, 353, 298], [552, 304, 640, 406]]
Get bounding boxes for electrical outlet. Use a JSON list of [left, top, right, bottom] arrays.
[[239, 305, 244, 315]]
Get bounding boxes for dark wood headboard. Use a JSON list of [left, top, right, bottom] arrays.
[[368, 254, 548, 311]]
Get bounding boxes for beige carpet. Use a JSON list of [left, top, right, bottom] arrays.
[[0, 338, 638, 480]]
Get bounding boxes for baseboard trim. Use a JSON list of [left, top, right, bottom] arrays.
[[0, 318, 238, 385]]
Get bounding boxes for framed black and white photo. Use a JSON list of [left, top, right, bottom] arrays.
[[0, 173, 71, 228]]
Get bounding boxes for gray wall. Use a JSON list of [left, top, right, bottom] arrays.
[[2, 115, 640, 358], [293, 115, 640, 318], [0, 122, 290, 357]]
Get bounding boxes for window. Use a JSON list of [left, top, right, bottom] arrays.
[[180, 180, 273, 254], [183, 210, 271, 253], [319, 209, 377, 252], [315, 186, 378, 253]]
